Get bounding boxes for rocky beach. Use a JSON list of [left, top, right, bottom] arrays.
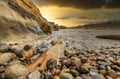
[[0, 29, 120, 79], [0, 0, 120, 79]]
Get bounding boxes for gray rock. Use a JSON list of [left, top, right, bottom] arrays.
[[80, 65, 90, 73], [106, 75, 113, 79], [44, 73, 53, 79], [89, 72, 101, 79], [99, 65, 106, 70], [34, 42, 52, 53], [116, 72, 120, 77], [104, 59, 112, 66], [23, 44, 32, 51], [10, 48, 24, 57], [0, 43, 9, 52], [46, 58, 57, 70], [60, 73, 73, 79], [28, 71, 41, 79], [97, 61, 107, 66], [5, 62, 29, 79]]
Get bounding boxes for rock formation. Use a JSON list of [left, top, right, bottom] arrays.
[[0, 0, 58, 42]]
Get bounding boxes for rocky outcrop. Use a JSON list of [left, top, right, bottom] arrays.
[[0, 0, 57, 42]]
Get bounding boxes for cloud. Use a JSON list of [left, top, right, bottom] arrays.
[[32, 0, 120, 9], [56, 17, 70, 20], [78, 16, 97, 20]]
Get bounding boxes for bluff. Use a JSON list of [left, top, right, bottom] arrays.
[[0, 0, 58, 42]]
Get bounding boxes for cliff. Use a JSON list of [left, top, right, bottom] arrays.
[[0, 0, 57, 42]]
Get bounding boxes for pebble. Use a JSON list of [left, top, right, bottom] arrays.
[[107, 66, 117, 78], [60, 73, 73, 79], [54, 76, 60, 79], [0, 43, 9, 52], [44, 73, 53, 79], [79, 63, 91, 73], [0, 53, 16, 65], [23, 44, 32, 51], [46, 58, 57, 70], [0, 66, 5, 73], [70, 69, 79, 77], [116, 72, 120, 77], [10, 48, 24, 57], [28, 71, 41, 79], [89, 71, 101, 79]]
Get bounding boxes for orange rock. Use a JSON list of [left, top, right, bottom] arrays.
[[23, 50, 34, 58], [54, 76, 60, 79], [81, 57, 88, 63], [99, 74, 106, 79], [28, 39, 65, 72], [114, 60, 120, 66], [107, 66, 117, 78]]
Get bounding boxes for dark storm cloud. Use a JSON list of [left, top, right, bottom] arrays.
[[32, 0, 120, 9]]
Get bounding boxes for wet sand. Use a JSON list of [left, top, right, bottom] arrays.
[[51, 29, 120, 50]]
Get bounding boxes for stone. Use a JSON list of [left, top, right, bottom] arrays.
[[89, 72, 101, 79], [99, 65, 106, 70], [116, 72, 120, 77], [54, 76, 60, 79], [46, 58, 57, 70], [81, 57, 88, 63], [0, 53, 16, 65], [22, 50, 34, 58], [28, 71, 41, 79], [44, 73, 53, 79], [60, 73, 73, 79], [97, 61, 107, 66], [107, 66, 117, 78], [99, 70, 107, 75], [114, 60, 120, 66], [99, 74, 106, 79], [10, 48, 24, 57], [34, 42, 52, 54], [75, 77, 82, 79], [104, 59, 112, 66], [0, 73, 5, 79], [23, 44, 32, 51], [79, 63, 91, 73], [70, 69, 79, 77], [5, 62, 29, 79], [111, 65, 120, 71], [0, 43, 9, 52], [106, 75, 113, 79], [0, 66, 5, 73]]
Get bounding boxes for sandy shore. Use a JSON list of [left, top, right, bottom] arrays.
[[51, 29, 120, 50]]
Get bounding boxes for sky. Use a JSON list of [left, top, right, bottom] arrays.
[[32, 0, 120, 27]]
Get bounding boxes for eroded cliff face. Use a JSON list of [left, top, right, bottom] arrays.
[[0, 0, 53, 42]]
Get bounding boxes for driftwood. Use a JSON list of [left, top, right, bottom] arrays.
[[28, 39, 65, 72]]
